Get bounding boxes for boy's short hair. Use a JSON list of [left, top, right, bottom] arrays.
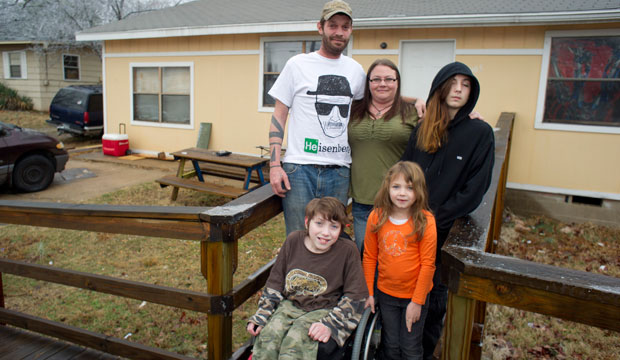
[[305, 197, 348, 229]]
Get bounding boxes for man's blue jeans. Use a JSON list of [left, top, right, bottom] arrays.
[[352, 201, 373, 253], [281, 163, 350, 235]]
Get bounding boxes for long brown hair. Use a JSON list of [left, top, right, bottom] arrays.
[[350, 58, 413, 124], [415, 79, 453, 153], [371, 161, 430, 238]]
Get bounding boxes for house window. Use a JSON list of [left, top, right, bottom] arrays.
[[63, 54, 80, 80], [132, 65, 191, 125], [536, 30, 620, 133], [261, 39, 323, 107], [2, 51, 27, 79]]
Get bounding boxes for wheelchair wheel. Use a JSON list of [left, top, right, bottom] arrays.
[[350, 307, 381, 359]]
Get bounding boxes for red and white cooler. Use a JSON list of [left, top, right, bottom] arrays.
[[102, 133, 129, 156]]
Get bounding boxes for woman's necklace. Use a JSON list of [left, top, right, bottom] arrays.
[[371, 102, 392, 117]]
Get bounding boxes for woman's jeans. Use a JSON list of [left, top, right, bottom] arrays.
[[378, 289, 430, 360], [352, 201, 373, 253], [281, 163, 350, 235]]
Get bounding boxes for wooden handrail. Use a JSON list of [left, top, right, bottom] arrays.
[[0, 183, 282, 360], [441, 112, 620, 359], [0, 201, 210, 240]]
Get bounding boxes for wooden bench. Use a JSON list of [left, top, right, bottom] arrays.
[[160, 148, 269, 201], [156, 175, 248, 198], [197, 162, 270, 183]]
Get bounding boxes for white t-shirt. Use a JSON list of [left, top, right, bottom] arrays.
[[268, 52, 365, 167]]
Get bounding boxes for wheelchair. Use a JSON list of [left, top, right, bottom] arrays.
[[346, 306, 381, 360]]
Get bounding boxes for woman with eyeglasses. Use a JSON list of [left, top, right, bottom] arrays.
[[348, 59, 422, 253]]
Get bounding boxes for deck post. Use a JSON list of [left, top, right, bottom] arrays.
[[442, 293, 476, 360], [204, 223, 234, 360], [0, 273, 3, 308]]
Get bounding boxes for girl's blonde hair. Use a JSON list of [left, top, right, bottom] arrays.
[[371, 161, 430, 238]]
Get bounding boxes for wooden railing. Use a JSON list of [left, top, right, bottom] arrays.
[[0, 185, 281, 360], [1, 112, 618, 359], [441, 112, 620, 359]]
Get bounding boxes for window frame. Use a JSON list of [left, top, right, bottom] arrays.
[[534, 29, 620, 134], [62, 54, 81, 81], [2, 51, 27, 79], [129, 62, 194, 129], [258, 35, 352, 112]]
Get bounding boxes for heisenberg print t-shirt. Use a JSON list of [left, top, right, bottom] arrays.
[[268, 52, 365, 167], [265, 230, 367, 312]]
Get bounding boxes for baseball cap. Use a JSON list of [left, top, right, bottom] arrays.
[[321, 0, 353, 21]]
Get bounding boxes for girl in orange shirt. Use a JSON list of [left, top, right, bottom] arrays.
[[363, 161, 437, 359]]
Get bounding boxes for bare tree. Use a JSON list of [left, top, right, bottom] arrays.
[[0, 0, 189, 42]]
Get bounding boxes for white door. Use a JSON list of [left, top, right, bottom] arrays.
[[400, 40, 455, 101]]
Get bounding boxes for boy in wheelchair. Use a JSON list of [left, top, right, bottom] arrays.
[[247, 197, 368, 359]]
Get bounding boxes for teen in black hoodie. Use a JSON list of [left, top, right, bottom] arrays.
[[401, 61, 495, 359]]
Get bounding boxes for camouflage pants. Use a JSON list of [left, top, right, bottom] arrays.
[[252, 300, 330, 360]]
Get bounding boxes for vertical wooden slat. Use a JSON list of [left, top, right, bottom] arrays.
[[0, 273, 4, 308], [0, 273, 4, 326], [201, 241, 208, 280], [443, 293, 476, 360], [469, 302, 486, 359], [205, 225, 234, 360]]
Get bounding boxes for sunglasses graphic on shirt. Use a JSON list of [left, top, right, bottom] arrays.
[[314, 102, 349, 117]]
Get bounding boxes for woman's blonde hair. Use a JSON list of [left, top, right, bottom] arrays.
[[371, 161, 430, 238]]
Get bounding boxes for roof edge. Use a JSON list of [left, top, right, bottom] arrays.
[[0, 41, 37, 45], [76, 9, 620, 42]]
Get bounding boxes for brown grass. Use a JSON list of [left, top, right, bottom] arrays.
[[482, 210, 620, 359]]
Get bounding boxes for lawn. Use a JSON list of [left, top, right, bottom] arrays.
[[0, 109, 101, 148]]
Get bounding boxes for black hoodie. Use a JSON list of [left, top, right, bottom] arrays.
[[402, 62, 495, 236]]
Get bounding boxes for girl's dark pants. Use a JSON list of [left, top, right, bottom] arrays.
[[377, 289, 429, 360], [422, 228, 450, 360]]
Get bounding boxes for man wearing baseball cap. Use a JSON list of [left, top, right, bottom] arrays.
[[268, 1, 366, 238]]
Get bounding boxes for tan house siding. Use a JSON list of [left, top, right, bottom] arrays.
[[106, 34, 261, 53], [104, 54, 260, 152], [101, 22, 620, 198], [1, 44, 101, 111]]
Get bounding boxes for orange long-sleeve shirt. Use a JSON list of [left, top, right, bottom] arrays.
[[362, 209, 437, 305]]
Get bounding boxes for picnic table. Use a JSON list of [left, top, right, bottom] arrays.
[[156, 147, 269, 200]]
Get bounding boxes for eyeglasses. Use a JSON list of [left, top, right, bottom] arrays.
[[369, 77, 398, 84]]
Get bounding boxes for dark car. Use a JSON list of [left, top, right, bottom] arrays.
[[0, 121, 69, 192], [46, 85, 103, 136]]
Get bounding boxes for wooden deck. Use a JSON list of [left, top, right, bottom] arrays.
[[0, 326, 120, 359]]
